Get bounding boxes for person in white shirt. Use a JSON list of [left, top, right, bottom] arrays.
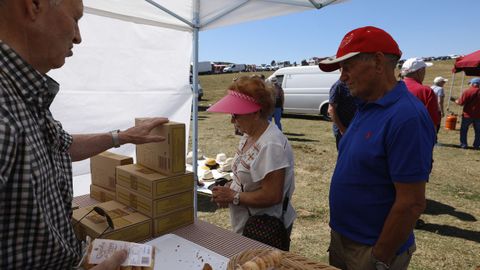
[[431, 76, 448, 129], [207, 76, 296, 250]]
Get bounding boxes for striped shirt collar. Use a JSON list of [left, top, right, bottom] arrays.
[[0, 41, 59, 110]]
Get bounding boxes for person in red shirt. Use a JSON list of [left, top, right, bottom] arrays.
[[453, 78, 480, 149], [401, 58, 440, 132]]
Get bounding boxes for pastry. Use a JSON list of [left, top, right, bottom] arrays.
[[239, 261, 259, 270], [202, 263, 213, 270], [235, 250, 282, 270]]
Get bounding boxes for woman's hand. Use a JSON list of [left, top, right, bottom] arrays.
[[211, 186, 234, 208]]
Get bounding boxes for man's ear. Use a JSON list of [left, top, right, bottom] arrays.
[[374, 52, 385, 74], [25, 0, 42, 20]]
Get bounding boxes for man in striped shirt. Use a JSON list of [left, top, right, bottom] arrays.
[[0, 0, 168, 269]]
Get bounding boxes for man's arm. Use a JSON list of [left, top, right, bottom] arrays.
[[372, 181, 426, 265], [438, 95, 444, 117], [69, 117, 169, 161], [328, 104, 347, 134]]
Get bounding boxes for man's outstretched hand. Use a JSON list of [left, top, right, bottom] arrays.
[[120, 117, 169, 145]]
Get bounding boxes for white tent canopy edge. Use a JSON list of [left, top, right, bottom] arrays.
[[48, 0, 345, 211]]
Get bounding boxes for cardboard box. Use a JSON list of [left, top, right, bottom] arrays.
[[116, 164, 193, 199], [152, 207, 194, 237], [116, 185, 193, 218], [90, 151, 133, 191], [135, 119, 185, 175], [72, 200, 152, 242], [90, 184, 116, 202]]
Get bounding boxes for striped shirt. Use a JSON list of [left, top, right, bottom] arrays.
[[0, 41, 81, 269]]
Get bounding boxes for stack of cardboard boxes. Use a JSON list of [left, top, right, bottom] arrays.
[[73, 120, 194, 242], [90, 152, 133, 202]]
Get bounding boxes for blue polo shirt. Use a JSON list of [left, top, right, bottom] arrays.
[[330, 81, 435, 254]]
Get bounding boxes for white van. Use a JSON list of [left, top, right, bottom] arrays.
[[268, 66, 340, 117], [223, 64, 246, 73]]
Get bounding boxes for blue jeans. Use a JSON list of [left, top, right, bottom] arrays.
[[460, 117, 480, 148], [270, 107, 283, 131]]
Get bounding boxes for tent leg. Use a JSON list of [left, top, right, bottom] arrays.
[[192, 1, 200, 220], [446, 73, 456, 113], [457, 73, 466, 115]]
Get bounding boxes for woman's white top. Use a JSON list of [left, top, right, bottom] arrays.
[[229, 122, 296, 234]]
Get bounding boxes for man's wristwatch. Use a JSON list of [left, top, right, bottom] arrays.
[[372, 253, 390, 270], [374, 260, 390, 270], [110, 129, 121, 148], [232, 192, 240, 205]]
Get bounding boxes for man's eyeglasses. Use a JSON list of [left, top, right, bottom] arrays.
[[73, 206, 115, 239]]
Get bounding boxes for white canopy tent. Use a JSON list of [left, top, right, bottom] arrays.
[[48, 0, 346, 213]]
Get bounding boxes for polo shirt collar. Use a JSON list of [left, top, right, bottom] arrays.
[[0, 41, 59, 110], [359, 81, 405, 109]]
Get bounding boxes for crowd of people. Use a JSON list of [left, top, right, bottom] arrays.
[[0, 0, 477, 269]]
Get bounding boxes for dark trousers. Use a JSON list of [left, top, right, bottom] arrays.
[[335, 132, 342, 150], [460, 117, 480, 148], [269, 107, 283, 131]]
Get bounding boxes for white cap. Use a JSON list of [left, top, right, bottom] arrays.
[[401, 57, 433, 75], [433, 76, 448, 84]]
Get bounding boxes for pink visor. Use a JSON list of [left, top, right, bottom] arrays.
[[207, 90, 261, 115]]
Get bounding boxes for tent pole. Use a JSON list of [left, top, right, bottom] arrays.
[[458, 73, 466, 115], [192, 0, 200, 219], [144, 0, 194, 28], [200, 0, 249, 28], [446, 72, 456, 112]]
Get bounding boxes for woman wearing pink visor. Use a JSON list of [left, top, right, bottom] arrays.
[[207, 76, 296, 250]]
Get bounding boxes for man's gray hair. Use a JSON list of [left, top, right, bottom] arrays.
[[50, 0, 63, 5], [354, 53, 399, 70]]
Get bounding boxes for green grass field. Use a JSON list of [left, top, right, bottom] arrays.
[[193, 61, 480, 270]]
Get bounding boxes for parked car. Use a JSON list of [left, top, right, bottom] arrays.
[[267, 66, 340, 118]]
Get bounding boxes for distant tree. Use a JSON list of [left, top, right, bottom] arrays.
[[271, 60, 276, 66], [301, 59, 308, 66], [293, 61, 297, 66]]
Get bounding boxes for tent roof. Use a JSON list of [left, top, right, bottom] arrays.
[[84, 0, 346, 31], [453, 50, 480, 76]]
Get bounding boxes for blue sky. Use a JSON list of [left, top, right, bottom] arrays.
[[199, 0, 478, 65]]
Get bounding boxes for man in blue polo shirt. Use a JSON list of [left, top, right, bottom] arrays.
[[319, 26, 436, 270]]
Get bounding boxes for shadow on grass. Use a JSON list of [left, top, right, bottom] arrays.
[[424, 199, 477, 221], [435, 142, 479, 150], [197, 193, 218, 213], [284, 132, 305, 137], [282, 114, 329, 121], [416, 223, 480, 244], [197, 115, 209, 121], [287, 137, 319, 143], [284, 132, 319, 142]]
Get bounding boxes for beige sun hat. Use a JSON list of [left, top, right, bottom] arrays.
[[218, 157, 233, 172], [201, 169, 214, 181], [216, 153, 227, 164]]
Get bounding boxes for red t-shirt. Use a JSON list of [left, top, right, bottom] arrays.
[[404, 77, 441, 126], [458, 86, 480, 118]]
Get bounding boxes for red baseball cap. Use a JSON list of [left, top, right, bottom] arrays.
[[319, 26, 402, 72]]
